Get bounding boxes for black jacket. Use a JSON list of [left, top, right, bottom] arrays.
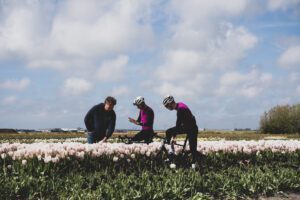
[[84, 103, 116, 138], [175, 102, 197, 132]]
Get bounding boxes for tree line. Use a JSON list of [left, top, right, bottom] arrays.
[[260, 103, 300, 134]]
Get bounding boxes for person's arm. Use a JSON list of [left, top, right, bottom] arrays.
[[175, 109, 183, 130], [105, 112, 116, 139], [137, 112, 141, 124], [84, 105, 97, 132], [128, 112, 142, 125]]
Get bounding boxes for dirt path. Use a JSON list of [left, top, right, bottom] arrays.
[[259, 193, 300, 200]]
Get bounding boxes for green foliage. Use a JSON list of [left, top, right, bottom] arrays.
[[1, 151, 299, 199], [260, 103, 300, 134]]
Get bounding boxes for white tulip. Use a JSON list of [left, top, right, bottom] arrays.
[[170, 163, 176, 169], [21, 160, 27, 166], [113, 156, 119, 162], [130, 154, 135, 159], [1, 153, 6, 159]]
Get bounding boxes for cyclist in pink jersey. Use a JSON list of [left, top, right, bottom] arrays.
[[128, 96, 155, 143], [163, 95, 199, 165]]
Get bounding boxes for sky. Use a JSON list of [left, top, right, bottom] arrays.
[[0, 0, 300, 130]]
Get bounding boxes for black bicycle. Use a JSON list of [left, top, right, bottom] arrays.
[[118, 133, 199, 167]]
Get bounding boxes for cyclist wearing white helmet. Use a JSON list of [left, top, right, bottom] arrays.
[[128, 96, 155, 143], [163, 95, 198, 164]]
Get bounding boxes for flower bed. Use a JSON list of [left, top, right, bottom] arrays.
[[0, 140, 299, 199]]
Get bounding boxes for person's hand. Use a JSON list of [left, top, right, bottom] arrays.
[[170, 137, 176, 145], [128, 117, 139, 125], [99, 137, 107, 143], [128, 117, 135, 123]]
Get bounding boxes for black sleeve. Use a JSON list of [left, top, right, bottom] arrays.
[[137, 112, 141, 123], [84, 105, 97, 132], [176, 109, 183, 129], [141, 108, 154, 127], [105, 111, 116, 138]]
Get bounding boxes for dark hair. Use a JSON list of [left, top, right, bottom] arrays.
[[105, 96, 117, 105]]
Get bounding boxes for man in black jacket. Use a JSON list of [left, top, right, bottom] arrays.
[[84, 96, 117, 144]]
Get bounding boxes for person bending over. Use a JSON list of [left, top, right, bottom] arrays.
[[84, 96, 116, 144], [162, 95, 199, 165]]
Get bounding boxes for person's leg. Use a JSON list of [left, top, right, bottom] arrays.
[[131, 130, 146, 142], [131, 130, 154, 143], [163, 127, 182, 162], [187, 128, 198, 164], [144, 130, 155, 143], [165, 127, 180, 144], [87, 132, 95, 144]]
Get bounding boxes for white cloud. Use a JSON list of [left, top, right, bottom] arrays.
[[216, 69, 273, 98], [154, 1, 257, 101], [96, 55, 129, 81], [278, 45, 300, 68], [62, 78, 92, 96], [0, 5, 40, 59], [156, 50, 204, 81], [169, 0, 248, 22], [154, 82, 195, 98], [155, 24, 257, 99], [111, 86, 131, 97], [2, 96, 17, 105], [0, 77, 30, 91], [0, 1, 154, 70], [267, 0, 300, 11], [28, 60, 69, 70]]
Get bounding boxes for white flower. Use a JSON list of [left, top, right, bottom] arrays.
[[127, 159, 131, 163], [7, 165, 12, 169], [1, 153, 6, 159], [8, 151, 13, 157], [146, 151, 151, 157], [130, 154, 135, 159], [21, 160, 27, 166], [191, 164, 196, 169], [170, 163, 176, 169], [44, 156, 52, 164], [51, 157, 59, 163], [113, 156, 119, 162]]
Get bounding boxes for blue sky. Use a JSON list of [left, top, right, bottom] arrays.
[[0, 0, 300, 130]]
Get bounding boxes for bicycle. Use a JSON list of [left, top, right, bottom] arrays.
[[118, 133, 200, 168]]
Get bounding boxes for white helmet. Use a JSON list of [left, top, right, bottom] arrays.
[[133, 96, 145, 106], [163, 95, 174, 106]]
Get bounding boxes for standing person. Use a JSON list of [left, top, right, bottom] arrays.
[[84, 96, 117, 144], [162, 95, 199, 165], [128, 96, 155, 143]]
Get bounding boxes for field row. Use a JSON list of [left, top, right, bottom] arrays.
[[1, 131, 300, 143], [1, 140, 299, 164]]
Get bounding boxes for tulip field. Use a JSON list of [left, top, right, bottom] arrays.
[[0, 135, 300, 199]]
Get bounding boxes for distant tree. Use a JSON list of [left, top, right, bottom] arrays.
[[260, 103, 300, 134], [290, 104, 300, 133]]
